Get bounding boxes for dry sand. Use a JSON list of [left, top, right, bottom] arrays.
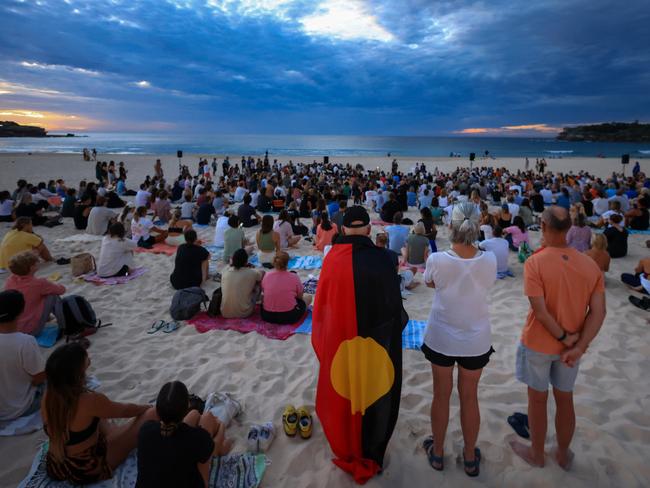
[[0, 153, 649, 487]]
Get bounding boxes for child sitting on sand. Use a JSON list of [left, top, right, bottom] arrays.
[[131, 206, 168, 248], [4, 251, 65, 336], [0, 290, 46, 422], [97, 223, 137, 278], [136, 381, 233, 488], [585, 233, 610, 272]]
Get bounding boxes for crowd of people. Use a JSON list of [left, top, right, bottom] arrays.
[[0, 153, 648, 485]]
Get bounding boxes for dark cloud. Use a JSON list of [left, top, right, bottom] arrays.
[[0, 0, 648, 133]]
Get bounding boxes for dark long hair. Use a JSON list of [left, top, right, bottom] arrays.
[[319, 211, 332, 231], [156, 381, 189, 437]]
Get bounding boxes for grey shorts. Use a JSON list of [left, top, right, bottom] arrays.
[[515, 342, 580, 392]]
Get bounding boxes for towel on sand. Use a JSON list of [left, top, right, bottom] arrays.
[[134, 243, 177, 256], [295, 316, 427, 350], [0, 411, 42, 437], [190, 308, 310, 340], [55, 234, 103, 243], [249, 255, 323, 270], [19, 443, 267, 488], [81, 267, 147, 285]]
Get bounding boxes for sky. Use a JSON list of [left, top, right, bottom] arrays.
[[0, 0, 649, 136]]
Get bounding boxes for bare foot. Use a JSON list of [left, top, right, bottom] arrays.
[[509, 439, 544, 467], [551, 447, 574, 471]]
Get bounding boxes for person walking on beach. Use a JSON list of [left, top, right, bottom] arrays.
[[312, 206, 408, 484], [510, 206, 606, 470]]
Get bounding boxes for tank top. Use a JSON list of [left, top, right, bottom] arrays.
[[258, 231, 276, 252], [630, 208, 649, 230]]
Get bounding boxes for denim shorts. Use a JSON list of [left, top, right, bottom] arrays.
[[515, 342, 580, 392]]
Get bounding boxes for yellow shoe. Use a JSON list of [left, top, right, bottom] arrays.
[[297, 406, 313, 439], [282, 405, 298, 437]]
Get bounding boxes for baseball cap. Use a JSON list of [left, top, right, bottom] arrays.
[[342, 206, 370, 228]]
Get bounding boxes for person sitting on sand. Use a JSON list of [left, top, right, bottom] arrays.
[[403, 222, 430, 267], [170, 230, 209, 290], [73, 194, 93, 230], [478, 226, 510, 276], [503, 216, 530, 252], [380, 192, 400, 223], [385, 212, 409, 254], [0, 191, 15, 222], [180, 193, 196, 221], [42, 343, 157, 485], [15, 193, 48, 226], [314, 212, 338, 252], [510, 206, 606, 471], [418, 207, 438, 252], [151, 190, 172, 224], [261, 252, 311, 324], [584, 234, 610, 273], [136, 381, 233, 488], [223, 215, 254, 263], [221, 249, 264, 318], [256, 215, 281, 266], [237, 193, 260, 228], [131, 206, 168, 248], [213, 211, 230, 248], [603, 213, 628, 258], [166, 210, 194, 247], [61, 188, 77, 218], [4, 251, 65, 336], [620, 256, 650, 293], [625, 194, 650, 230], [0, 290, 46, 422], [375, 233, 418, 291], [97, 223, 137, 278], [0, 217, 53, 269], [274, 210, 301, 249], [86, 197, 116, 236], [421, 202, 496, 477], [593, 200, 623, 228], [565, 212, 591, 252], [497, 203, 513, 230]]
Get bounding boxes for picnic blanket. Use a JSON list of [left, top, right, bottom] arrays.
[[81, 267, 147, 285], [189, 308, 311, 341], [134, 243, 177, 256], [19, 442, 267, 488], [302, 278, 318, 295], [249, 255, 323, 270], [0, 411, 42, 437], [36, 324, 59, 348], [55, 234, 103, 243], [628, 229, 650, 235], [295, 317, 427, 350]]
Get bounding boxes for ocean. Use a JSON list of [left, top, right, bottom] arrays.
[[0, 133, 648, 158]]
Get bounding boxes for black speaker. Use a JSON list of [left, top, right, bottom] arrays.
[[622, 154, 630, 165], [469, 152, 476, 161], [324, 156, 329, 164], [177, 150, 183, 159]]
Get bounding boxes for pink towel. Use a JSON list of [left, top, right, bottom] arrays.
[[189, 306, 307, 340], [134, 243, 177, 256], [82, 267, 147, 285]]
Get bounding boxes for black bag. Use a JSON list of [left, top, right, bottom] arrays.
[[170, 287, 209, 320], [207, 288, 223, 317], [57, 295, 107, 337]]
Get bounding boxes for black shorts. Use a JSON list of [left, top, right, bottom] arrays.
[[261, 299, 306, 324], [421, 343, 494, 370]]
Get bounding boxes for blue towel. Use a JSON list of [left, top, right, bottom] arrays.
[[36, 325, 59, 348], [249, 255, 323, 270], [294, 311, 313, 334], [628, 229, 650, 235]]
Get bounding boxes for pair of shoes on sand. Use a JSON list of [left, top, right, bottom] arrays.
[[247, 422, 275, 453], [282, 405, 312, 439]]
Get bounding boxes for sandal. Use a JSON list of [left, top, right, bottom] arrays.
[[147, 320, 166, 334], [422, 436, 443, 471], [463, 447, 481, 477], [297, 406, 312, 439], [507, 412, 530, 439], [282, 405, 298, 437], [162, 321, 180, 333]]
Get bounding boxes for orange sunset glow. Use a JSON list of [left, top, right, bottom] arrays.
[[457, 124, 562, 135], [0, 109, 100, 131]]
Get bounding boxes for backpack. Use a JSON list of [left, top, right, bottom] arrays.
[[170, 287, 209, 320], [56, 295, 101, 337], [207, 288, 223, 317]]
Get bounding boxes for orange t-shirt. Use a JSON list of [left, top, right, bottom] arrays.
[[522, 246, 605, 355]]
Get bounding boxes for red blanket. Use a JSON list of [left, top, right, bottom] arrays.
[[134, 243, 177, 256]]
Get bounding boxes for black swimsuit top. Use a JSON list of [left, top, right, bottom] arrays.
[[168, 226, 183, 233], [45, 417, 100, 446]]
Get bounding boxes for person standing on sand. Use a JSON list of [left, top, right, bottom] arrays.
[[312, 206, 408, 484], [510, 206, 606, 470]]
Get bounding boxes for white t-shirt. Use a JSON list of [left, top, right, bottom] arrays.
[[479, 238, 510, 273], [423, 250, 496, 356], [0, 199, 13, 217], [593, 198, 610, 216], [213, 216, 229, 247], [0, 332, 44, 421], [274, 220, 294, 249], [234, 187, 248, 202], [180, 202, 195, 220], [507, 203, 520, 217], [134, 190, 151, 208], [131, 217, 153, 242], [540, 189, 553, 204], [86, 207, 115, 235], [480, 224, 494, 240], [97, 236, 137, 277]]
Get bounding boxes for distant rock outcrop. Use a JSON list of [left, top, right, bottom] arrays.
[[0, 121, 47, 137], [557, 121, 650, 142]]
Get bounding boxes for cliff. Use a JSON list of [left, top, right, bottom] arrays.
[[557, 121, 650, 142], [0, 121, 47, 137]]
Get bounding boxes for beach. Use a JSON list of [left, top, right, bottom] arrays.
[[0, 153, 649, 488]]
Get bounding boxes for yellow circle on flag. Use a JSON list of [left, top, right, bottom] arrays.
[[330, 336, 395, 415]]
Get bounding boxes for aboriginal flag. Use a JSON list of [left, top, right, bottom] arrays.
[[312, 235, 408, 484]]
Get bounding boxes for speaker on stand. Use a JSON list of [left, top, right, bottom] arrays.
[[177, 150, 183, 173], [621, 154, 630, 175]]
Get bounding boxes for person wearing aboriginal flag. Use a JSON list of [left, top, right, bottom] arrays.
[[312, 205, 408, 484]]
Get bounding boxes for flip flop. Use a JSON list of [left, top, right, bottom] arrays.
[[147, 320, 166, 334], [463, 447, 481, 477], [508, 413, 530, 439], [162, 321, 180, 333], [629, 295, 650, 311], [422, 435, 443, 471]]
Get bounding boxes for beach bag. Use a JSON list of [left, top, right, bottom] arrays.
[[71, 253, 96, 276], [207, 288, 223, 317], [170, 287, 209, 320], [57, 295, 102, 337], [518, 242, 533, 263]]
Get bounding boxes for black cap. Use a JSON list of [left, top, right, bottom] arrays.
[[342, 206, 370, 228]]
